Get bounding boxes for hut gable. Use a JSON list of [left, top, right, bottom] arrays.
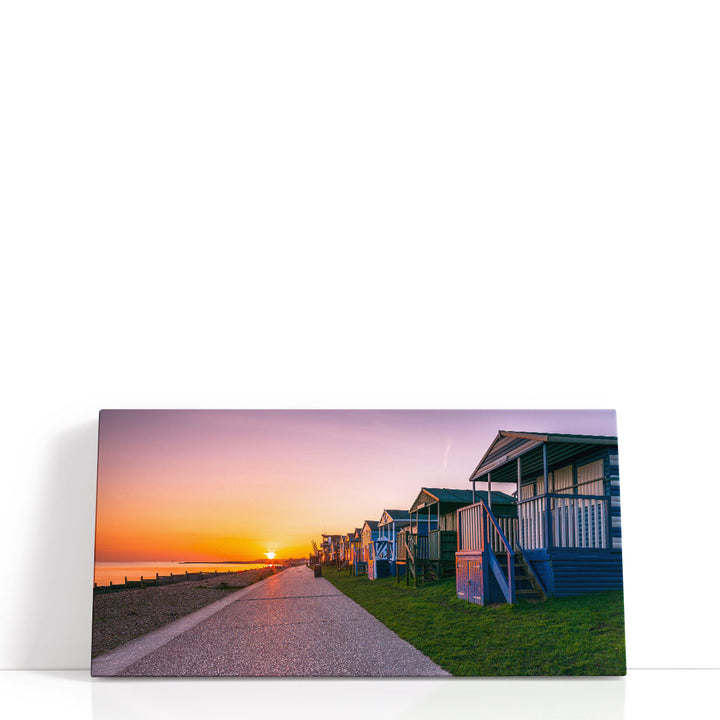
[[379, 509, 411, 527], [362, 520, 378, 534], [470, 430, 618, 484], [409, 487, 514, 514]]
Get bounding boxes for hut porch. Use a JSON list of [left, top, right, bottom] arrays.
[[457, 431, 622, 604]]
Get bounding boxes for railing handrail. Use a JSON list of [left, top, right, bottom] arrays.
[[465, 499, 515, 556], [406, 534, 416, 565], [518, 492, 606, 504]]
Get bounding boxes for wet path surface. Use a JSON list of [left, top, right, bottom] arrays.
[[92, 566, 449, 677]]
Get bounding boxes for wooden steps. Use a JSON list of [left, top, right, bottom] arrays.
[[513, 552, 546, 602]]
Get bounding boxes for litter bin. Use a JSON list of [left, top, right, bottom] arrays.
[[313, 565, 322, 578]]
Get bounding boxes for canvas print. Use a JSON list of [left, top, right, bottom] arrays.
[[92, 410, 625, 677]]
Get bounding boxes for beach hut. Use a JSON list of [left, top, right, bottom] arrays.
[[401, 487, 515, 584], [357, 520, 379, 576], [321, 534, 342, 566], [349, 527, 363, 575], [340, 532, 353, 568], [456, 431, 622, 605], [376, 509, 411, 577]]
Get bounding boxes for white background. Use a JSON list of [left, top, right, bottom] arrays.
[[1, 0, 718, 692]]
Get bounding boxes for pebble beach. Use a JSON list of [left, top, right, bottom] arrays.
[[92, 567, 276, 657]]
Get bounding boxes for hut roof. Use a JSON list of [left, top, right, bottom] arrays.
[[409, 487, 515, 513], [378, 509, 411, 529], [362, 520, 379, 532], [469, 430, 618, 485], [382, 509, 411, 520]]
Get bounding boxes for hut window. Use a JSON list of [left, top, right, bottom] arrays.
[[577, 459, 604, 495]]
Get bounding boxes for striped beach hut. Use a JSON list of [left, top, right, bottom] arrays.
[[456, 431, 622, 605]]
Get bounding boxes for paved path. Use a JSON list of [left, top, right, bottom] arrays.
[[92, 566, 449, 677]]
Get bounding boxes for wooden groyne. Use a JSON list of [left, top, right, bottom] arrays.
[[93, 569, 257, 594]]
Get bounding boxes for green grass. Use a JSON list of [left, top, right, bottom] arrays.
[[322, 567, 626, 676]]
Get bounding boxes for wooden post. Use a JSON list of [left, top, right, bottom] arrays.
[[472, 479, 476, 503], [488, 472, 492, 512], [543, 444, 551, 549], [457, 508, 461, 552], [392, 520, 396, 563], [517, 456, 522, 548], [427, 503, 431, 548], [481, 506, 489, 605]]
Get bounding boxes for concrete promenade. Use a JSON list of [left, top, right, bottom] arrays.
[[92, 565, 449, 677]]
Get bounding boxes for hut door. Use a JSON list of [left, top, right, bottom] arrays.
[[469, 559, 483, 604], [456, 559, 470, 600], [456, 557, 484, 605]]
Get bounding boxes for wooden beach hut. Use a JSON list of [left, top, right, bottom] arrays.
[[355, 521, 379, 575], [376, 509, 411, 577], [400, 487, 515, 584], [338, 533, 351, 568], [349, 527, 363, 574], [321, 534, 342, 566], [456, 431, 622, 605]]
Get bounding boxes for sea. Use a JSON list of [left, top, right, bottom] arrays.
[[94, 561, 270, 587]]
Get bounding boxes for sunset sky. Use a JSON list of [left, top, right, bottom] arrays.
[[94, 410, 617, 561]]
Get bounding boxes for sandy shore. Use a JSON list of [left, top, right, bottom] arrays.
[[92, 567, 278, 657]]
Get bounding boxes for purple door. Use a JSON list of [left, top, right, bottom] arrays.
[[457, 555, 484, 605]]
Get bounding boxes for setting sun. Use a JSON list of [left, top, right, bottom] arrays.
[[265, 551, 276, 560]]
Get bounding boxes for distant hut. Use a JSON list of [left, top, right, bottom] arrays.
[[349, 527, 363, 575], [321, 534, 342, 566], [357, 520, 379, 576], [339, 533, 353, 568], [375, 509, 411, 578], [456, 431, 622, 605], [400, 487, 515, 584]]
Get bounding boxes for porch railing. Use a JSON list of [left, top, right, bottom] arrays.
[[428, 529, 459, 561], [396, 534, 407, 561], [416, 535, 429, 560], [518, 494, 608, 550]]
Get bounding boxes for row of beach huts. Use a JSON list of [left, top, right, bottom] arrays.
[[314, 431, 623, 606]]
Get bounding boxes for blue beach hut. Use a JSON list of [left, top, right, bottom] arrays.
[[456, 431, 622, 605], [374, 509, 411, 578]]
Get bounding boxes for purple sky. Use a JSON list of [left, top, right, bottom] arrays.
[[95, 409, 616, 560]]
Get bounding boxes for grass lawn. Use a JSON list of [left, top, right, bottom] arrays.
[[322, 567, 625, 676]]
